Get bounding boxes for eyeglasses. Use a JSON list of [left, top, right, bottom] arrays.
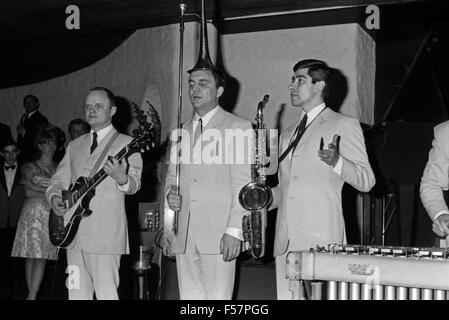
[[85, 103, 105, 111], [41, 140, 56, 145]]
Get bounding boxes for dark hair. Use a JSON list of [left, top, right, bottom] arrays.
[[1, 138, 18, 150], [23, 94, 40, 107], [69, 118, 90, 131], [89, 86, 116, 107], [293, 59, 333, 99], [32, 127, 57, 160], [189, 69, 226, 89], [212, 69, 226, 89]]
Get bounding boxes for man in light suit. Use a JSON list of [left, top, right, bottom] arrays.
[[47, 87, 142, 300], [0, 139, 25, 297], [165, 65, 252, 300], [270, 59, 375, 299], [420, 120, 449, 238]]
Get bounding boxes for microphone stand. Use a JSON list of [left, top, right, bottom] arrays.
[[173, 1, 187, 235]]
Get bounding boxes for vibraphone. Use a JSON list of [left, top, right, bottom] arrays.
[[286, 244, 449, 300]]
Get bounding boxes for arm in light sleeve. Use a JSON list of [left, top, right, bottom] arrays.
[[420, 123, 449, 221], [332, 155, 343, 175], [434, 210, 449, 222], [117, 152, 142, 194], [225, 227, 243, 241], [46, 141, 74, 204], [339, 117, 376, 192], [226, 120, 253, 232]]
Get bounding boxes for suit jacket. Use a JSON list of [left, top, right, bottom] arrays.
[[420, 120, 449, 220], [271, 107, 375, 256], [0, 161, 25, 228], [18, 111, 49, 163], [165, 106, 252, 254], [46, 127, 142, 254], [0, 122, 13, 147]]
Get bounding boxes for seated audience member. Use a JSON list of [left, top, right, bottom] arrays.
[[0, 139, 25, 298], [11, 128, 58, 300]]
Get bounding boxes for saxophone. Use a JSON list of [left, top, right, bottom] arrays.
[[239, 94, 272, 259]]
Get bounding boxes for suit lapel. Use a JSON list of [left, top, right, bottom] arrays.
[[0, 164, 6, 193], [294, 107, 330, 152], [203, 107, 225, 160], [206, 106, 225, 131], [11, 165, 22, 193], [0, 163, 21, 196], [89, 127, 118, 160], [191, 106, 224, 156]]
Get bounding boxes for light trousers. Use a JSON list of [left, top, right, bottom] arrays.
[[66, 242, 121, 300], [176, 231, 236, 300]]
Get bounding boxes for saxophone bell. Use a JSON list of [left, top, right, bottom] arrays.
[[239, 181, 272, 211]]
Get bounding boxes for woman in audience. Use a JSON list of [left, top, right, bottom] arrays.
[[11, 127, 59, 300]]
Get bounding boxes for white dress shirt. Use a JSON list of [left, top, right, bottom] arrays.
[[91, 124, 131, 191], [192, 106, 219, 135], [290, 103, 343, 175], [4, 162, 18, 197]]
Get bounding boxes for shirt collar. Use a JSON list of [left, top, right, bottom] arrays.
[[91, 124, 113, 144], [27, 110, 37, 118], [193, 106, 219, 128], [4, 162, 17, 170], [303, 103, 326, 126]]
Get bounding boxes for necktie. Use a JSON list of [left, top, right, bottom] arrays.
[[193, 118, 202, 147], [291, 113, 308, 152], [90, 132, 98, 154], [5, 164, 16, 170], [20, 114, 27, 126]]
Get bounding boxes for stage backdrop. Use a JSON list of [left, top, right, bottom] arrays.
[[0, 22, 374, 143]]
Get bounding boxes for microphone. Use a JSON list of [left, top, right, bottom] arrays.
[[179, 1, 186, 15]]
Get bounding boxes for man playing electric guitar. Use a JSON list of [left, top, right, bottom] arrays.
[[46, 87, 143, 300]]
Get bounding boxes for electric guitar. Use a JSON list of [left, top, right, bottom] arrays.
[[48, 130, 153, 248]]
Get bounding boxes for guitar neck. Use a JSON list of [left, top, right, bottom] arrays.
[[72, 147, 129, 204]]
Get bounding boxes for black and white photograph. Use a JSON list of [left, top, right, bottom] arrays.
[[0, 0, 448, 312]]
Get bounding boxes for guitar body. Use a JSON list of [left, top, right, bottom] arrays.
[[49, 177, 94, 248]]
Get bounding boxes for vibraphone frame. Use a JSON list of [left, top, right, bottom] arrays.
[[286, 244, 449, 300]]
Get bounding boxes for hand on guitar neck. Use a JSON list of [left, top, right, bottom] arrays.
[[103, 156, 129, 186]]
